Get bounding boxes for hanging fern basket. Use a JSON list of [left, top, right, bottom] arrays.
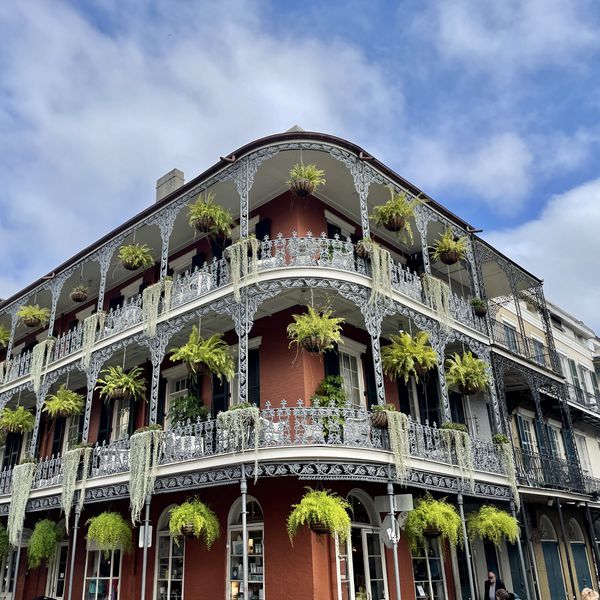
[[70, 288, 88, 303], [309, 521, 330, 535], [459, 382, 484, 396], [193, 215, 216, 233], [473, 305, 487, 318], [382, 215, 406, 232], [181, 524, 195, 537], [107, 387, 127, 401], [355, 240, 371, 259], [121, 258, 139, 271], [301, 335, 332, 353], [439, 250, 461, 265], [424, 526, 442, 538], [290, 179, 315, 197], [371, 411, 388, 428], [186, 362, 210, 377], [23, 316, 41, 328]]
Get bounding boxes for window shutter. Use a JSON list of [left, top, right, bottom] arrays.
[[248, 349, 260, 407], [534, 419, 548, 455], [364, 356, 377, 409], [449, 391, 466, 425], [127, 399, 138, 436], [108, 295, 124, 312], [417, 371, 440, 425], [212, 375, 230, 417], [97, 401, 113, 445], [77, 411, 84, 440], [157, 376, 168, 427], [562, 429, 577, 463], [255, 218, 271, 242], [324, 344, 340, 378], [396, 381, 411, 416], [51, 418, 65, 457], [2, 434, 21, 469], [192, 252, 206, 271]]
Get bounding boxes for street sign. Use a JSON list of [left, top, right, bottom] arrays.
[[138, 524, 153, 548], [374, 493, 413, 514], [381, 514, 401, 549]]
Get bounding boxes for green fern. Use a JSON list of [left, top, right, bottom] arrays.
[[287, 306, 344, 353], [370, 187, 418, 241], [118, 244, 154, 269], [287, 163, 326, 187], [43, 385, 84, 419], [445, 351, 490, 395], [17, 304, 51, 325], [0, 406, 35, 434], [0, 325, 9, 349], [187, 192, 233, 237], [28, 520, 63, 569], [87, 512, 132, 557], [431, 228, 468, 262], [381, 331, 437, 383], [96, 366, 147, 402], [168, 498, 220, 548], [466, 505, 519, 545]]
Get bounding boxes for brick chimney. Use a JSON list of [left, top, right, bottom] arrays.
[[155, 168, 184, 203]]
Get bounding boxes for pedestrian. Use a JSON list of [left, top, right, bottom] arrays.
[[496, 590, 509, 600], [581, 588, 599, 600], [484, 571, 506, 600]]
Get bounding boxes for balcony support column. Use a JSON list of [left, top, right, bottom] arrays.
[[349, 159, 372, 238], [66, 501, 82, 600], [387, 476, 402, 600], [30, 371, 59, 455], [148, 208, 178, 279], [429, 329, 452, 423], [457, 494, 476, 600], [5, 305, 19, 359], [142, 328, 171, 424], [240, 465, 249, 599], [94, 239, 122, 312], [361, 303, 386, 406], [556, 499, 578, 600], [584, 503, 600, 583], [414, 204, 431, 275], [82, 352, 106, 442], [47, 273, 67, 337], [140, 495, 152, 600], [511, 501, 533, 600]]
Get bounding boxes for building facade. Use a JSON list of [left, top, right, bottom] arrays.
[[0, 129, 596, 600]]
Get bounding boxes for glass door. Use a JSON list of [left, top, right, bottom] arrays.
[[155, 533, 184, 599], [46, 542, 69, 599], [228, 527, 264, 600], [361, 530, 386, 600]]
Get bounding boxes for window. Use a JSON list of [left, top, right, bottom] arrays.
[[412, 538, 447, 600], [111, 399, 131, 441], [547, 426, 564, 459], [83, 549, 121, 600], [503, 322, 519, 353], [530, 338, 546, 366], [575, 434, 591, 475], [154, 506, 184, 600], [336, 491, 387, 600], [46, 542, 69, 599], [338, 338, 367, 409], [568, 359, 585, 403], [63, 415, 82, 453], [162, 365, 192, 430], [227, 497, 264, 600], [516, 415, 538, 454], [0, 547, 17, 596]]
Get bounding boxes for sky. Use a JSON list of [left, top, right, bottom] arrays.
[[1, 0, 599, 331]]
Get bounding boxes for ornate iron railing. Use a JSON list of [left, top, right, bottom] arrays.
[[513, 447, 583, 492], [52, 323, 84, 363], [490, 319, 553, 369], [565, 383, 600, 413]]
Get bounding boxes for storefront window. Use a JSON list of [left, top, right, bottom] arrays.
[[83, 549, 121, 600], [155, 506, 184, 600], [412, 539, 446, 600]]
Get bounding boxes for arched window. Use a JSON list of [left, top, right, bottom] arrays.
[[539, 515, 558, 541], [569, 518, 593, 590], [154, 505, 184, 600], [227, 497, 264, 600], [337, 490, 387, 600]]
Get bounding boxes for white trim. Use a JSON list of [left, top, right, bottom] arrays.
[[501, 317, 518, 328], [324, 210, 357, 237], [75, 305, 95, 322], [169, 250, 196, 273], [120, 278, 143, 298], [339, 336, 366, 356], [162, 363, 189, 380]]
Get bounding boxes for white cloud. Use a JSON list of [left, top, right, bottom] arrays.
[[486, 179, 600, 332], [0, 1, 399, 300], [416, 0, 599, 77]]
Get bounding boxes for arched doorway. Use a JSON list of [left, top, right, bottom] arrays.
[[569, 518, 593, 591], [337, 490, 387, 600], [539, 515, 566, 599], [153, 505, 184, 600]]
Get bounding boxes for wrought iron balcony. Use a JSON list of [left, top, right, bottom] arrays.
[[513, 447, 583, 493], [1, 405, 507, 498], [584, 474, 600, 496], [565, 383, 600, 413], [490, 319, 553, 369]]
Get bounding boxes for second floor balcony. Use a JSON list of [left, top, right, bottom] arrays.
[[514, 447, 583, 493], [565, 383, 600, 414]]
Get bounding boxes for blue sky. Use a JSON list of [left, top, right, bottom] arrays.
[[1, 0, 600, 329]]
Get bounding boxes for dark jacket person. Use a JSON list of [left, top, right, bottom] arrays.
[[484, 572, 506, 600]]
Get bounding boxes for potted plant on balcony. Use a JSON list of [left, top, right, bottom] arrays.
[[286, 163, 326, 197], [287, 306, 344, 354], [169, 326, 235, 380], [0, 406, 35, 434], [287, 488, 350, 542], [168, 498, 220, 546], [86, 512, 132, 557], [17, 304, 50, 328], [168, 395, 210, 428], [28, 519, 63, 569], [118, 243, 154, 271], [381, 331, 437, 383], [445, 351, 490, 395], [96, 365, 147, 403], [43, 385, 84, 419], [370, 187, 417, 240], [311, 376, 347, 441], [356, 237, 374, 259], [371, 403, 396, 428], [403, 494, 462, 551], [470, 297, 488, 318], [70, 284, 89, 303], [431, 229, 468, 265], [187, 191, 233, 237], [0, 325, 10, 349], [466, 505, 519, 545]]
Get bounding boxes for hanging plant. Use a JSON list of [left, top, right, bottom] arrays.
[[28, 519, 63, 569], [494, 436, 519, 510], [287, 306, 344, 353], [0, 525, 8, 560], [96, 365, 147, 403], [311, 376, 346, 408], [440, 424, 474, 486], [382, 331, 437, 383], [62, 445, 93, 533], [7, 461, 36, 546], [403, 494, 462, 552], [366, 241, 392, 305], [129, 426, 164, 524], [170, 326, 234, 380], [168, 498, 220, 547], [0, 406, 35, 434], [0, 325, 10, 349], [466, 505, 519, 545], [371, 403, 396, 428], [70, 284, 89, 303], [224, 236, 260, 302], [217, 404, 261, 479], [43, 385, 84, 419], [431, 228, 468, 265], [86, 512, 132, 557], [188, 191, 233, 237], [445, 351, 490, 395], [30, 338, 55, 393], [17, 304, 50, 328], [118, 243, 154, 271], [421, 274, 451, 329], [356, 237, 374, 259], [81, 312, 106, 368], [168, 395, 210, 428], [287, 488, 350, 542], [286, 163, 326, 197], [470, 297, 488, 318], [142, 277, 173, 337], [386, 409, 411, 482], [370, 187, 418, 240]]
